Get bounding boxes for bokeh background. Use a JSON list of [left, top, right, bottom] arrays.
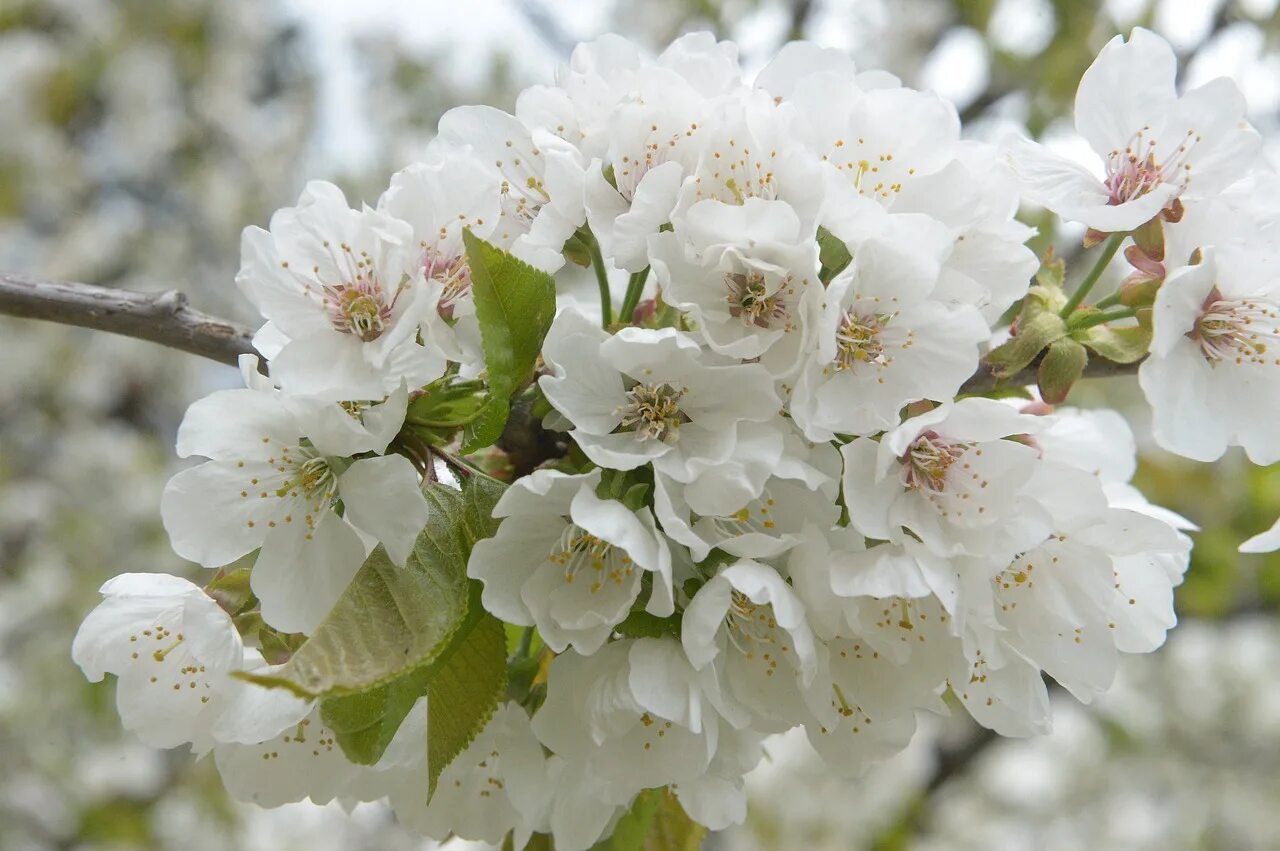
[[2, 1, 1280, 848]]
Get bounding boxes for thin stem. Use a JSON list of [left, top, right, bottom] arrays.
[[1093, 291, 1124, 310], [619, 267, 650, 326], [1069, 306, 1137, 331], [514, 626, 535, 661], [585, 233, 612, 328], [435, 449, 474, 479], [436, 448, 508, 488], [1061, 233, 1125, 316]]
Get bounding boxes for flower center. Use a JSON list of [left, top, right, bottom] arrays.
[[725, 271, 787, 329], [324, 279, 393, 342], [618, 382, 690, 442], [725, 590, 782, 667], [423, 248, 472, 320], [834, 308, 897, 370], [707, 492, 779, 539], [901, 430, 968, 492], [1103, 127, 1199, 207], [1191, 287, 1280, 366], [275, 447, 339, 504], [548, 524, 634, 594]]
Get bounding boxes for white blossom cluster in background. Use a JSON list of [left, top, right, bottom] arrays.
[[69, 27, 1280, 850]]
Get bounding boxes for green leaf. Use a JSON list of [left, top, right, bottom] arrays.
[[320, 662, 433, 764], [817, 226, 852, 283], [427, 602, 509, 795], [462, 228, 558, 452], [459, 394, 509, 454], [642, 790, 705, 851], [1074, 323, 1152, 364], [237, 477, 506, 699], [592, 789, 661, 851], [984, 311, 1067, 378], [1037, 338, 1088, 404], [405, 377, 488, 428], [614, 610, 681, 640]]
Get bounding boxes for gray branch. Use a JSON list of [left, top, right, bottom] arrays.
[[0, 270, 1142, 412], [0, 272, 256, 367], [960, 352, 1142, 395]]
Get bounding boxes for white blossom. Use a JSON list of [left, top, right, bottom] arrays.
[[539, 308, 782, 481], [236, 181, 449, 401], [71, 573, 245, 753], [161, 385, 427, 634], [1005, 27, 1259, 233], [468, 468, 673, 654], [1139, 247, 1280, 464]]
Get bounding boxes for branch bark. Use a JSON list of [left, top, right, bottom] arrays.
[[0, 272, 256, 367], [959, 351, 1141, 396]]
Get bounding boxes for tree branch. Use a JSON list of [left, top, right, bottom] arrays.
[[0, 272, 255, 367], [959, 352, 1142, 396], [0, 273, 1144, 467]]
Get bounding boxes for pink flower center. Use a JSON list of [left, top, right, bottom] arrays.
[[423, 248, 472, 321], [323, 278, 393, 342], [1103, 127, 1200, 207], [1191, 286, 1280, 366], [901, 430, 968, 492]]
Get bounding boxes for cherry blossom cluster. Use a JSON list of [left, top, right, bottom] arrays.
[[70, 28, 1277, 849]]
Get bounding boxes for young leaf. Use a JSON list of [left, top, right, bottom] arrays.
[[427, 600, 509, 795], [237, 477, 506, 699], [462, 228, 558, 452], [320, 662, 434, 765], [817, 226, 852, 283]]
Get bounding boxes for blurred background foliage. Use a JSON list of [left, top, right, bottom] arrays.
[[1, 0, 1278, 849]]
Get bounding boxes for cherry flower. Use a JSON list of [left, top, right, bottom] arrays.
[[236, 181, 449, 401], [1139, 247, 1280, 465], [531, 639, 732, 815], [1005, 27, 1259, 233], [671, 90, 827, 236], [539, 308, 781, 481], [391, 703, 551, 847], [840, 399, 1052, 563], [430, 105, 586, 272], [467, 469, 673, 654], [582, 68, 709, 272], [377, 150, 503, 368], [789, 227, 990, 439], [71, 573, 246, 752], [650, 197, 820, 376], [682, 560, 830, 732], [161, 385, 427, 634]]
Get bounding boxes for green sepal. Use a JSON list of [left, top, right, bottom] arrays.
[[1037, 337, 1088, 404], [1034, 246, 1066, 290], [985, 311, 1068, 378], [1074, 322, 1152, 364]]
